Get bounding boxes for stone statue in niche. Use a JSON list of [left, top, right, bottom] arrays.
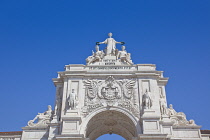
[[117, 46, 133, 65], [142, 89, 152, 109], [86, 45, 104, 64], [159, 95, 167, 115], [54, 87, 62, 121], [27, 105, 52, 127], [97, 33, 124, 56], [68, 89, 78, 110], [55, 95, 61, 113]]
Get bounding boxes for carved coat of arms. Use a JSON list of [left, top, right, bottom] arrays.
[[99, 76, 121, 100], [83, 76, 139, 117]]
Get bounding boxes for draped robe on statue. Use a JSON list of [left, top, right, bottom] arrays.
[[102, 38, 117, 55]]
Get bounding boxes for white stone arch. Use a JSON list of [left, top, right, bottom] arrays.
[[79, 106, 141, 140]]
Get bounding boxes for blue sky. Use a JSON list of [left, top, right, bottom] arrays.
[[0, 1, 209, 139]]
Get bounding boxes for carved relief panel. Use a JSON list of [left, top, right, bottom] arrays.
[[82, 76, 139, 118]]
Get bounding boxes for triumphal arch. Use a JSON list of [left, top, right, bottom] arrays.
[[20, 33, 206, 140]]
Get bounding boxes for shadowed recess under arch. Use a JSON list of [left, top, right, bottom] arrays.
[[85, 110, 137, 140]]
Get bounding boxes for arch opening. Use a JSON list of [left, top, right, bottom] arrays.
[[96, 134, 126, 140], [85, 110, 137, 140]]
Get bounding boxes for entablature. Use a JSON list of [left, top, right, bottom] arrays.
[[53, 64, 168, 86]]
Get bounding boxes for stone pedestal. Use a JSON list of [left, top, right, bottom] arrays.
[[21, 127, 49, 140], [48, 122, 60, 140], [61, 110, 82, 135], [138, 134, 168, 140], [159, 115, 173, 136], [66, 110, 80, 116], [55, 134, 85, 140], [141, 109, 161, 134], [171, 125, 202, 140]]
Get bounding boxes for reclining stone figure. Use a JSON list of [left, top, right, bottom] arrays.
[[168, 104, 197, 126], [27, 105, 52, 127]]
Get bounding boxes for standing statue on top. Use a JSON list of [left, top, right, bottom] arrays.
[[86, 33, 134, 65], [97, 33, 124, 56]]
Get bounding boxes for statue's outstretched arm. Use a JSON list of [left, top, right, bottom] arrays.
[[96, 39, 107, 45], [99, 42, 105, 44], [116, 41, 125, 45]]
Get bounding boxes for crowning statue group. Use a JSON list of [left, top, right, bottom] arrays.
[[86, 33, 133, 65]]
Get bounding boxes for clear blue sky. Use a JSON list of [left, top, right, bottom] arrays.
[[0, 1, 209, 139]]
